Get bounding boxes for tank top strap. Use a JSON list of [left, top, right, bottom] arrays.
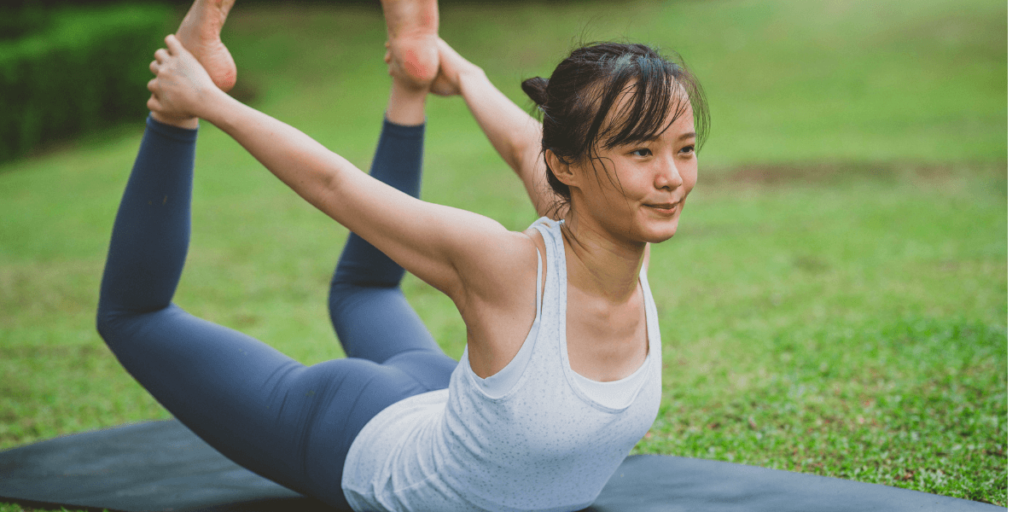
[[530, 216, 563, 314], [531, 216, 564, 340], [468, 219, 551, 398]]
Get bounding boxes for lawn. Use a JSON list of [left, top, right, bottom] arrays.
[[0, 0, 1007, 508]]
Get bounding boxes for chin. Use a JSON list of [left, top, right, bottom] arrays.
[[646, 229, 677, 244], [639, 219, 680, 244], [632, 206, 682, 243]]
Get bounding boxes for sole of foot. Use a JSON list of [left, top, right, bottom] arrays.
[[380, 0, 439, 88], [176, 0, 237, 92]]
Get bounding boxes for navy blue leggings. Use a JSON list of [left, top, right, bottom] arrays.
[[96, 116, 457, 509]]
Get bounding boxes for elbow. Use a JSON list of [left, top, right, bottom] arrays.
[[308, 166, 345, 213]]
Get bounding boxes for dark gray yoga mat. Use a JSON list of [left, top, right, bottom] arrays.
[[0, 420, 1004, 512]]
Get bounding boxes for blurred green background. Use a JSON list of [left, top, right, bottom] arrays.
[[0, 0, 1007, 508]]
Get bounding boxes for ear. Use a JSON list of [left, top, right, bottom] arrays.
[[544, 149, 582, 189]]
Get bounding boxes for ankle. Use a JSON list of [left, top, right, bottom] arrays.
[[385, 82, 429, 126], [151, 111, 199, 130]]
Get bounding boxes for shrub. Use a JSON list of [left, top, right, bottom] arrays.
[[0, 4, 172, 163], [0, 5, 49, 41]]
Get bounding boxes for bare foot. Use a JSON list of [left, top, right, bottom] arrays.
[[176, 0, 237, 92], [380, 0, 439, 88]]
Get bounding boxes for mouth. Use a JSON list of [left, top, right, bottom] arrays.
[[644, 201, 681, 214]]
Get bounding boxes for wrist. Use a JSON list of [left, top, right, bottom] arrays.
[[195, 86, 234, 123], [456, 65, 486, 93]]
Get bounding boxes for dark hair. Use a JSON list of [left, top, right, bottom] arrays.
[[522, 42, 709, 214]]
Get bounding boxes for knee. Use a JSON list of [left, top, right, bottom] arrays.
[[95, 302, 119, 343], [331, 256, 405, 290], [327, 283, 404, 324], [328, 268, 363, 309], [95, 302, 169, 346], [327, 283, 352, 325], [329, 265, 375, 290], [328, 279, 389, 315], [96, 304, 134, 346]]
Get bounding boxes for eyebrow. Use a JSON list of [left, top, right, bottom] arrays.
[[618, 131, 697, 147]]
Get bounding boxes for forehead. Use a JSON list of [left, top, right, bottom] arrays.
[[599, 80, 695, 145]]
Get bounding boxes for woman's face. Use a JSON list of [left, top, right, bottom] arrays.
[[569, 97, 698, 246]]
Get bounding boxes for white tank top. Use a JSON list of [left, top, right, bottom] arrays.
[[342, 217, 663, 511]]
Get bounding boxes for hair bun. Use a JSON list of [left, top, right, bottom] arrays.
[[521, 76, 550, 107]]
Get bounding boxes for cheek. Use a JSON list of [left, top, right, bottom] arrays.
[[592, 162, 642, 203], [683, 162, 698, 191], [614, 166, 650, 199]]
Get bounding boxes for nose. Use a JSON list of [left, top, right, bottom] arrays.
[[654, 155, 685, 191]]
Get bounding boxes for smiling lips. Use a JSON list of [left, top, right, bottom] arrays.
[[644, 201, 681, 214]]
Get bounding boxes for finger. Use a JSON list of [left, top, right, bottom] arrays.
[[164, 34, 184, 55], [147, 78, 159, 93], [155, 48, 169, 63], [437, 38, 462, 63], [149, 60, 159, 75], [435, 41, 453, 65]]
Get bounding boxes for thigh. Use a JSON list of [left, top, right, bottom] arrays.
[[103, 304, 426, 508]]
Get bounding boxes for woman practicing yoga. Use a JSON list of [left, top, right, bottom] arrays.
[[96, 0, 707, 510]]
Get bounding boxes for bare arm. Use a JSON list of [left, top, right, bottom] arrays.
[[434, 39, 558, 219], [147, 35, 535, 308]]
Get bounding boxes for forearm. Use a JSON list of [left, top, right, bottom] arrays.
[[458, 69, 555, 215], [194, 90, 468, 296], [459, 68, 541, 176], [200, 90, 355, 211]]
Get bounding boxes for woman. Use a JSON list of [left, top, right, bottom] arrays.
[[97, 0, 708, 510]]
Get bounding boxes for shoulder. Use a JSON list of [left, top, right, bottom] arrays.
[[451, 223, 540, 308], [459, 223, 546, 378]]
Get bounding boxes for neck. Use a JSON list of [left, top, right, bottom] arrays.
[[560, 211, 646, 303]]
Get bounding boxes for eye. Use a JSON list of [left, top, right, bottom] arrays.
[[679, 145, 695, 155], [630, 148, 652, 157]]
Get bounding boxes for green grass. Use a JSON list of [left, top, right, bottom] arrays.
[[0, 0, 1007, 509]]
